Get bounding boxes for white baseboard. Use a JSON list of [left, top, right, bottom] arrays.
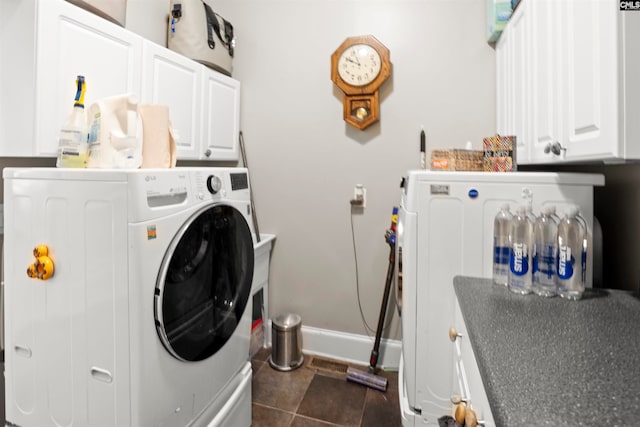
[[298, 324, 401, 370]]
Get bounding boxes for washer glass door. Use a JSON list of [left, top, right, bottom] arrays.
[[155, 204, 254, 361]]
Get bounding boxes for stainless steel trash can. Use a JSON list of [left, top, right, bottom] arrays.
[[269, 313, 303, 371]]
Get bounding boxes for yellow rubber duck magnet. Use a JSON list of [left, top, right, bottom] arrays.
[[27, 245, 55, 280]]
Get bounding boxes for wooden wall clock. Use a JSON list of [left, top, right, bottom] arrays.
[[331, 35, 391, 130]]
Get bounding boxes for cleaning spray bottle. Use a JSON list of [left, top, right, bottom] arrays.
[[56, 75, 88, 168]]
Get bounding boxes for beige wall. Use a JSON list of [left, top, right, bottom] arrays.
[[209, 0, 496, 339]]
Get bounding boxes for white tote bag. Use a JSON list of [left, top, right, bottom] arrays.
[[167, 0, 235, 76]]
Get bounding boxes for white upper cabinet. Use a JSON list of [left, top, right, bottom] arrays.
[[495, 23, 510, 138], [508, 2, 531, 164], [496, 0, 640, 164], [530, 0, 561, 163], [142, 41, 202, 160], [0, 0, 240, 161], [1, 0, 141, 157], [495, 1, 530, 164], [141, 41, 241, 161], [561, 0, 617, 159], [201, 70, 241, 161]]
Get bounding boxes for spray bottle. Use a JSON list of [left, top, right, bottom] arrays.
[[56, 75, 88, 168]]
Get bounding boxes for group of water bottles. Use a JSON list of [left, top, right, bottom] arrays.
[[493, 203, 588, 300]]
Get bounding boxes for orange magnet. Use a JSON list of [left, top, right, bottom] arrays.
[[26, 264, 38, 278], [34, 256, 55, 280], [33, 244, 49, 257], [27, 245, 55, 280]]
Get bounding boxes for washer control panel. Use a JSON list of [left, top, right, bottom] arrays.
[[143, 172, 189, 208], [126, 168, 251, 220]]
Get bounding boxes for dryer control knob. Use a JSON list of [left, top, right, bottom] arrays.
[[207, 175, 222, 194]]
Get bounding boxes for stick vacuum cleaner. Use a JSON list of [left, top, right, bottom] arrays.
[[346, 207, 398, 392]]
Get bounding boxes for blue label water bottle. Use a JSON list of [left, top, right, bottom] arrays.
[[493, 204, 512, 286], [508, 205, 533, 295]]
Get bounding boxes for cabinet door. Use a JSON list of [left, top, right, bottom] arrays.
[[496, 3, 531, 163], [453, 300, 496, 427], [201, 69, 241, 161], [142, 41, 202, 160], [561, 0, 617, 160], [509, 2, 531, 164], [529, 0, 562, 163], [35, 0, 142, 156], [495, 25, 510, 136]]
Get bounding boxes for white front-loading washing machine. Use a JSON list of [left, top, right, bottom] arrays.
[[3, 167, 256, 427]]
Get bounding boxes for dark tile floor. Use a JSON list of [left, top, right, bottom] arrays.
[[251, 348, 402, 427]]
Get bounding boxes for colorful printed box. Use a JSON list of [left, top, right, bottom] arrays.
[[483, 135, 517, 172]]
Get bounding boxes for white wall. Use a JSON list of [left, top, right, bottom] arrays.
[[113, 0, 496, 340]]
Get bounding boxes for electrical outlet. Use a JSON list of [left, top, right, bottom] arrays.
[[351, 184, 366, 208]]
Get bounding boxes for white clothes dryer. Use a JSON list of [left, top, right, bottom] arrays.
[[395, 171, 603, 426], [3, 167, 256, 427]]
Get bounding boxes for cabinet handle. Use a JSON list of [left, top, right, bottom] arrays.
[[204, 149, 212, 157], [454, 403, 466, 425], [544, 141, 567, 156], [449, 327, 462, 342], [451, 394, 467, 404], [452, 397, 486, 426], [14, 345, 32, 358], [90, 367, 113, 383], [465, 408, 478, 427]]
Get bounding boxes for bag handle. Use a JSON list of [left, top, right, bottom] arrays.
[[202, 1, 234, 57]]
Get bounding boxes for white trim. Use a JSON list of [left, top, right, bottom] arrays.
[[290, 323, 401, 370]]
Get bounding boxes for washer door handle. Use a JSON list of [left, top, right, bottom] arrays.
[[14, 345, 32, 358]]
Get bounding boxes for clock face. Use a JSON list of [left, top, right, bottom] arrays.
[[337, 44, 382, 87]]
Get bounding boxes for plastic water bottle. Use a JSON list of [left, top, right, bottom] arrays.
[[493, 204, 512, 286], [533, 206, 558, 297], [556, 205, 587, 300], [508, 205, 533, 295]]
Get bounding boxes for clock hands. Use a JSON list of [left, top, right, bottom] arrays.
[[345, 56, 360, 67], [349, 48, 362, 66], [335, 42, 384, 87]]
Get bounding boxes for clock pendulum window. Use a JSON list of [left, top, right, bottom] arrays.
[[330, 35, 391, 130]]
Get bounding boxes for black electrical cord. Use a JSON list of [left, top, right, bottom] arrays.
[[350, 206, 394, 337]]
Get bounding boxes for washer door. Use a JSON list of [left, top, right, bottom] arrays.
[[155, 204, 254, 362]]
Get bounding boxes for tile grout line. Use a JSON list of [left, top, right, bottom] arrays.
[[251, 352, 401, 426]]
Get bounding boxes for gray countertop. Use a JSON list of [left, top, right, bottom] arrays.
[[453, 276, 640, 427]]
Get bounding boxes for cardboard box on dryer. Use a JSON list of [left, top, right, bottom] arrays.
[[65, 0, 127, 26]]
